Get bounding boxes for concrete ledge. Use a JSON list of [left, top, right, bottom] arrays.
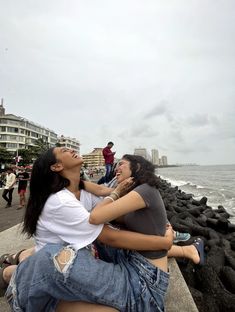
[[166, 258, 198, 311], [0, 225, 198, 311], [0, 224, 34, 312]]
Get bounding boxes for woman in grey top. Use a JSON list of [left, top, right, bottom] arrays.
[[90, 154, 169, 272]]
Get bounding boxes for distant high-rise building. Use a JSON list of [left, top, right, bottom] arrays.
[[151, 149, 159, 165], [161, 155, 168, 166], [134, 148, 147, 159]]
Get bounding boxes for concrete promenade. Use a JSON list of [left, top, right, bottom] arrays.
[[0, 186, 28, 232], [0, 188, 198, 311]]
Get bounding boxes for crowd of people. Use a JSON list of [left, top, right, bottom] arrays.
[[0, 142, 205, 311]]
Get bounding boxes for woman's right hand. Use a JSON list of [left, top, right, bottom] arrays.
[[114, 177, 134, 197]]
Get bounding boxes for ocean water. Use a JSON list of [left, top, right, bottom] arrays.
[[157, 164, 235, 224]]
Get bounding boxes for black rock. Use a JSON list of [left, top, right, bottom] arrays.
[[200, 196, 208, 205]]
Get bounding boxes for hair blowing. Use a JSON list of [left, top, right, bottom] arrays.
[[122, 154, 160, 188], [22, 148, 70, 237]]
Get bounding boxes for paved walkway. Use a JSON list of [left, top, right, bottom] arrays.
[[0, 187, 28, 233]]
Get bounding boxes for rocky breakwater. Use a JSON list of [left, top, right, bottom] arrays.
[[158, 179, 235, 312]]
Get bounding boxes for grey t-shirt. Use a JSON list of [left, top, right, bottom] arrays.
[[123, 183, 168, 259]]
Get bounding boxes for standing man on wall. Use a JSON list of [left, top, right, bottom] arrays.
[[2, 168, 16, 208], [102, 141, 116, 183]]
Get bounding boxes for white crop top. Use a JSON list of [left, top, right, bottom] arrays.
[[35, 188, 103, 251]]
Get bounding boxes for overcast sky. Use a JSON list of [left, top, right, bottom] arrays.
[[0, 0, 234, 165]]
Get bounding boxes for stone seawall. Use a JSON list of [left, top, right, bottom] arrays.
[[159, 178, 235, 312]]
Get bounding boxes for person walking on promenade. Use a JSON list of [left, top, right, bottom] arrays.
[[102, 141, 116, 183], [16, 168, 29, 210], [2, 168, 16, 208]]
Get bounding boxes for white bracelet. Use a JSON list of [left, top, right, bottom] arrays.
[[104, 196, 115, 202], [111, 191, 120, 199]]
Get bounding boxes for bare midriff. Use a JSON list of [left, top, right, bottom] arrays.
[[147, 255, 168, 273]]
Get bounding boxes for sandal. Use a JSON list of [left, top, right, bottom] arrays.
[[193, 238, 205, 266], [0, 249, 26, 267], [0, 254, 12, 267]]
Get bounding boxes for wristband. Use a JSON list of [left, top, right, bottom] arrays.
[[111, 191, 120, 199], [104, 196, 115, 202]]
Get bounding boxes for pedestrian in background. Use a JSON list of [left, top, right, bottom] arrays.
[[16, 168, 29, 210], [102, 141, 116, 183], [2, 168, 16, 208]]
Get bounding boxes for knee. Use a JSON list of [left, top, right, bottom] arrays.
[[3, 265, 17, 284], [53, 247, 76, 273]]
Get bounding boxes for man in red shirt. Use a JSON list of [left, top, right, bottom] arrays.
[[102, 141, 116, 183]]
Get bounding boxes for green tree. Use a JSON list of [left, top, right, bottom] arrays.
[[0, 147, 13, 165], [17, 149, 34, 165], [27, 138, 50, 159], [15, 139, 50, 166], [34, 138, 49, 153]]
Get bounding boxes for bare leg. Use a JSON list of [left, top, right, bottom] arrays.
[[19, 194, 24, 207], [18, 247, 35, 262], [56, 301, 119, 312], [0, 248, 35, 286], [2, 265, 17, 284], [167, 245, 200, 264]]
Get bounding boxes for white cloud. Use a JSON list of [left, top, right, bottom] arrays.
[[0, 0, 235, 164]]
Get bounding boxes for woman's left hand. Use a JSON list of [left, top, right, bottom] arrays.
[[164, 225, 174, 249]]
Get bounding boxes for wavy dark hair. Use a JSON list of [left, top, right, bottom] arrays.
[[122, 154, 160, 189], [22, 148, 84, 237]]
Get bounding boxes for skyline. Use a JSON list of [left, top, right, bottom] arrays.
[[1, 1, 234, 165]]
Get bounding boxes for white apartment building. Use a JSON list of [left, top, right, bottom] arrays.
[[151, 149, 159, 165], [0, 100, 56, 152], [58, 135, 80, 153]]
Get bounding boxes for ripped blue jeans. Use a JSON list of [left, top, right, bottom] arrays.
[[5, 243, 169, 312]]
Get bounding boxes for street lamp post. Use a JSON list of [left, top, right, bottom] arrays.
[[16, 135, 19, 166]]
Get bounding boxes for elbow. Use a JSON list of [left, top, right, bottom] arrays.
[[89, 214, 101, 225]]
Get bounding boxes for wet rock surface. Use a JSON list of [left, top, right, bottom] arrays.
[[159, 179, 235, 312]]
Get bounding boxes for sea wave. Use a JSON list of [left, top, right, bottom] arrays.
[[158, 165, 235, 224], [159, 175, 204, 190]]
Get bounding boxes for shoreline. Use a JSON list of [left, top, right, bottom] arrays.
[[158, 178, 235, 311]]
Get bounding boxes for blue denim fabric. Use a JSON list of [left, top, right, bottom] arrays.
[[6, 243, 169, 312], [96, 243, 169, 311], [104, 163, 112, 183], [5, 270, 23, 312]]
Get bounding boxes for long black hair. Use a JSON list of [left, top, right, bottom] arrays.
[[122, 154, 160, 188], [22, 148, 70, 237]]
